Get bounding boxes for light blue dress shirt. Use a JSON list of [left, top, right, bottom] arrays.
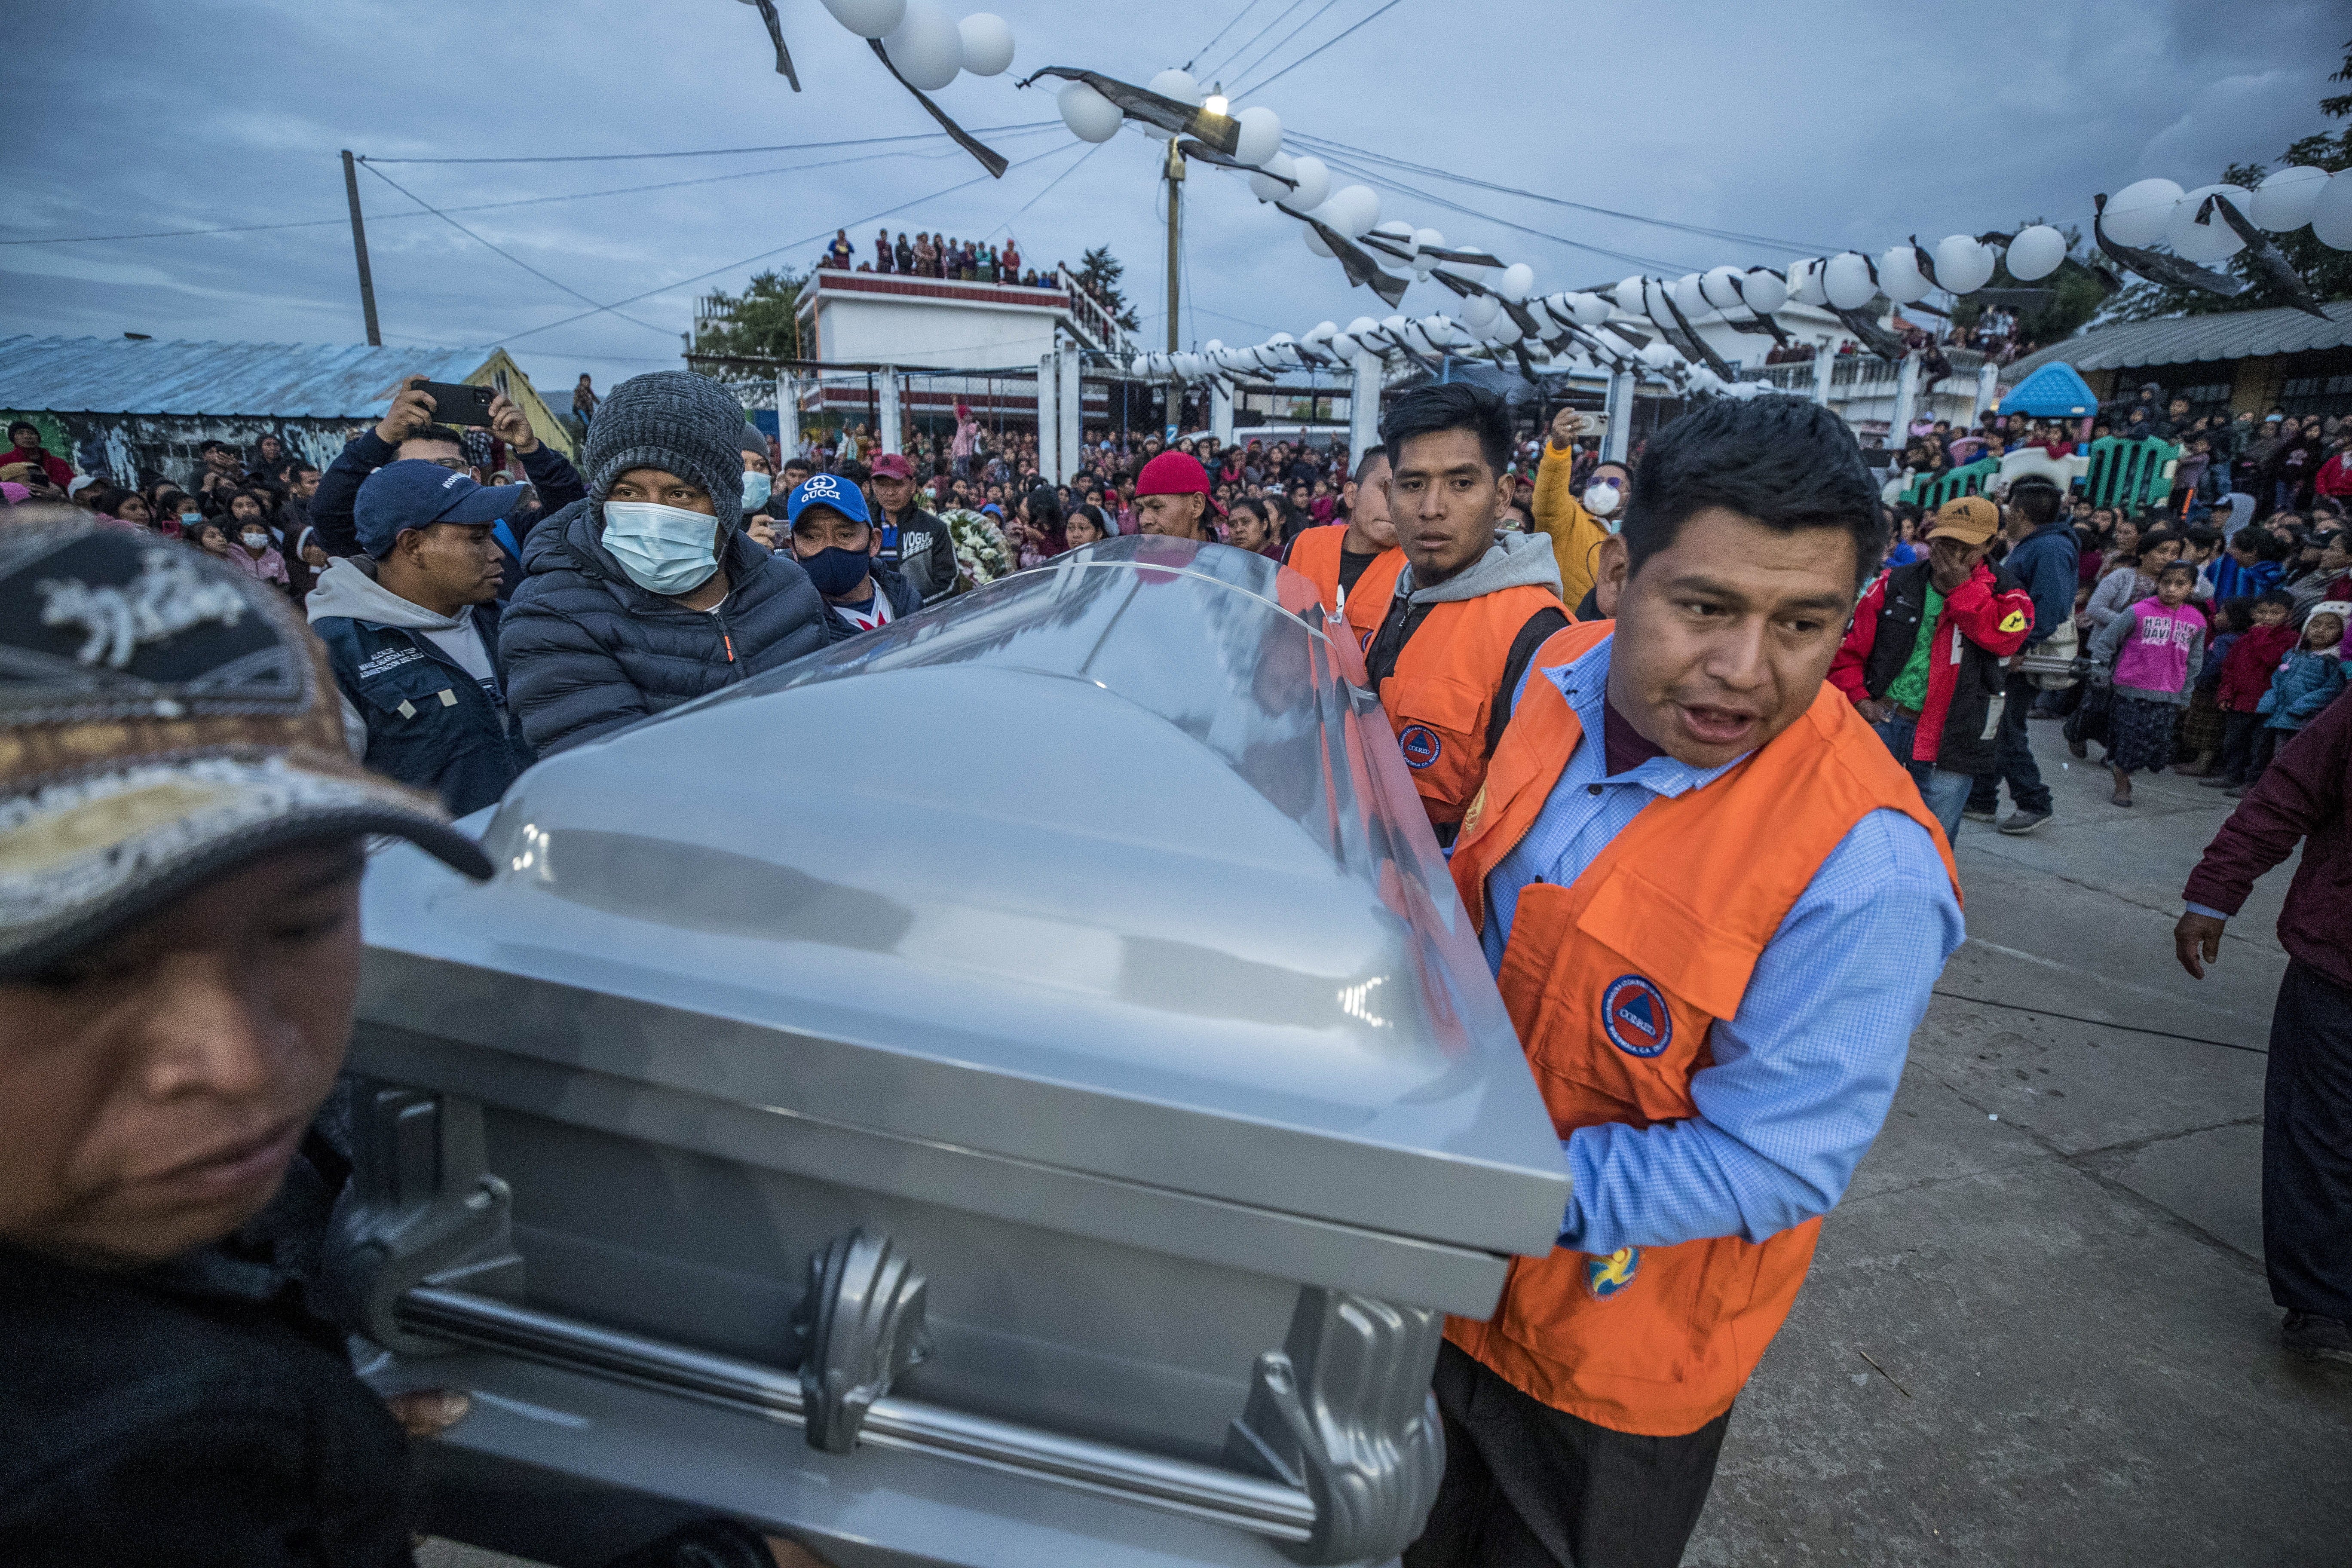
[[1481, 636, 1964, 1256]]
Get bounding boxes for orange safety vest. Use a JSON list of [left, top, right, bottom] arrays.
[[1374, 583, 1565, 831], [1288, 526, 1405, 647], [1446, 621, 1958, 1436]]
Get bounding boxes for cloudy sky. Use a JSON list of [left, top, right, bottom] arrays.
[[3, 0, 2343, 397]]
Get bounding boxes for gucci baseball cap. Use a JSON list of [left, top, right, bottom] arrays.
[[0, 518, 491, 979]]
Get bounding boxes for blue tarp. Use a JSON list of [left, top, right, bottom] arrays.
[[2000, 361, 2099, 418]]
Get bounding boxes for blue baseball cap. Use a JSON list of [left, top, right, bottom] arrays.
[[784, 472, 870, 527], [354, 459, 514, 558]]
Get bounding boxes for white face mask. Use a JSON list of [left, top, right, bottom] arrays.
[[239, 530, 270, 550], [601, 500, 720, 596], [1583, 481, 1624, 522]]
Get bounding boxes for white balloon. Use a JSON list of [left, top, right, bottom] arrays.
[[2102, 178, 2184, 248], [1249, 150, 1298, 204], [1463, 293, 1501, 330], [2167, 186, 2245, 264], [1412, 227, 1447, 259], [2005, 224, 2066, 281], [1130, 354, 1151, 375], [2310, 168, 2352, 250], [2251, 166, 2331, 233], [1057, 81, 1121, 143], [881, 0, 962, 91], [1202, 337, 1224, 354], [1302, 221, 1334, 258], [1267, 331, 1294, 349], [1233, 106, 1283, 167], [1740, 269, 1788, 315], [1328, 333, 1358, 360], [1346, 316, 1381, 338], [1931, 236, 1993, 295], [819, 0, 906, 38], [1788, 258, 1828, 307], [1643, 278, 1681, 326], [956, 12, 1015, 76], [1286, 155, 1330, 212], [1320, 184, 1380, 237], [1306, 320, 1338, 343], [1147, 67, 1200, 105], [1614, 276, 1648, 315], [1878, 245, 1931, 305], [1672, 272, 1709, 318], [1498, 262, 1536, 303], [1700, 266, 1745, 311], [1822, 252, 1876, 310], [1568, 290, 1613, 326]]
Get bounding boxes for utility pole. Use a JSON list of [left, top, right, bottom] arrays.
[[340, 150, 381, 346], [1164, 137, 1183, 441]]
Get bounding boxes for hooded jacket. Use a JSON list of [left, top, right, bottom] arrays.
[[1831, 557, 2034, 774], [1531, 440, 1614, 609], [308, 556, 533, 817], [1366, 532, 1571, 839], [499, 496, 828, 756]]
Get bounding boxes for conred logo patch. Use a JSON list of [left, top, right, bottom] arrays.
[[1584, 1246, 1640, 1299], [1600, 974, 1672, 1057], [1398, 724, 1442, 769]]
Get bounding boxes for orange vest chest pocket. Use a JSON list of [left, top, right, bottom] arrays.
[[1381, 671, 1491, 821]]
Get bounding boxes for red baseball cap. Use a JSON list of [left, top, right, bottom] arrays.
[[1134, 450, 1223, 517], [871, 453, 913, 480]]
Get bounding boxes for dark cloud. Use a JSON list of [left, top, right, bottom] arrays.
[[2, 0, 2342, 395]]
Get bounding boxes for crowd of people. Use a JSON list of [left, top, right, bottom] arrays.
[[4, 359, 2348, 1568]]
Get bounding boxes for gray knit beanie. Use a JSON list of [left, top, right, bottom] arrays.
[[582, 371, 749, 533]]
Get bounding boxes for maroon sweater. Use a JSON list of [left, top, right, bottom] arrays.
[[2184, 687, 2352, 991]]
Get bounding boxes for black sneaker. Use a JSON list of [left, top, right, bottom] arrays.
[[1997, 807, 2053, 835], [2283, 1311, 2352, 1367], [1962, 805, 1998, 823]]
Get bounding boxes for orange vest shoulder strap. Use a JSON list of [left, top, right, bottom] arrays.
[[1342, 546, 1408, 642]]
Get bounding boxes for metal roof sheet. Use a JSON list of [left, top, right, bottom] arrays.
[[2003, 300, 2352, 383], [0, 334, 496, 419]]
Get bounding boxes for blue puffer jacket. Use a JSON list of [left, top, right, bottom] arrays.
[[2257, 646, 2349, 729], [499, 497, 829, 755]]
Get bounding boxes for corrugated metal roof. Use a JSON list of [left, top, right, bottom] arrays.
[[2003, 300, 2352, 382], [0, 335, 496, 419]]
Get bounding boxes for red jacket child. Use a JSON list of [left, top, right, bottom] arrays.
[[2218, 622, 2301, 712]]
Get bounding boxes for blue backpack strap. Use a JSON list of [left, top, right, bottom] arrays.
[[493, 518, 520, 560]]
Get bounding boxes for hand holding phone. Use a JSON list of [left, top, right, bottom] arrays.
[[413, 380, 497, 428]]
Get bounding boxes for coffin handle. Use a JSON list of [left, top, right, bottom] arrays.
[[789, 1228, 933, 1454], [1224, 1287, 1448, 1565]]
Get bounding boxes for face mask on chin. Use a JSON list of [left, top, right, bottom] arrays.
[[741, 469, 772, 511], [600, 499, 721, 596]]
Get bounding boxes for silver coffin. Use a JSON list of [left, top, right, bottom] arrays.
[[342, 537, 1568, 1568]]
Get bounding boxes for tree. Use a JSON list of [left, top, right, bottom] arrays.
[[1073, 245, 1141, 331], [692, 269, 805, 388], [2104, 40, 2352, 321]]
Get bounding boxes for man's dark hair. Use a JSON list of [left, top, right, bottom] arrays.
[[401, 424, 466, 452], [2184, 524, 2221, 553], [2139, 527, 2186, 554], [2257, 588, 2296, 610], [196, 438, 228, 454], [1620, 395, 1885, 585], [833, 458, 871, 485], [2008, 476, 2064, 529], [1379, 384, 1511, 479], [2240, 529, 2292, 563]]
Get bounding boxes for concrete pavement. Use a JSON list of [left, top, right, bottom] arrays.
[[1685, 721, 2352, 1567]]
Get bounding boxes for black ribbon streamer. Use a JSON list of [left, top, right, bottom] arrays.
[[750, 0, 799, 90], [1017, 67, 1241, 155], [870, 41, 1007, 177], [2207, 192, 2331, 320], [2090, 194, 2245, 297]]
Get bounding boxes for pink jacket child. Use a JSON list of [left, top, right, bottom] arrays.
[[2108, 594, 2208, 699]]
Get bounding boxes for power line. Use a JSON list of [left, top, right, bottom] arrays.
[[360, 123, 1058, 165], [1201, 0, 1313, 83], [1224, 0, 1348, 95], [1233, 0, 1413, 98], [2, 129, 1065, 247], [985, 138, 1105, 241], [361, 163, 677, 340], [1306, 147, 1696, 273], [1188, 0, 1265, 71], [492, 143, 1073, 346], [1289, 131, 1834, 254]]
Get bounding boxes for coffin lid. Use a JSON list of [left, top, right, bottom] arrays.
[[357, 539, 1568, 1265]]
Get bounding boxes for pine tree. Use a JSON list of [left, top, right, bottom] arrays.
[[1074, 245, 1141, 331], [2105, 40, 2352, 321]]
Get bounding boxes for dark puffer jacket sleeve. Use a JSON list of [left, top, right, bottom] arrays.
[[499, 598, 658, 754]]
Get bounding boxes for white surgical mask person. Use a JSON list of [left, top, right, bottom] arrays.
[[600, 500, 722, 597]]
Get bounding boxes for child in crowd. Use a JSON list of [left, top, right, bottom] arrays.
[[2204, 591, 2302, 793], [2090, 560, 2205, 807], [225, 505, 291, 591], [2245, 600, 2349, 795], [2175, 596, 2251, 777]]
